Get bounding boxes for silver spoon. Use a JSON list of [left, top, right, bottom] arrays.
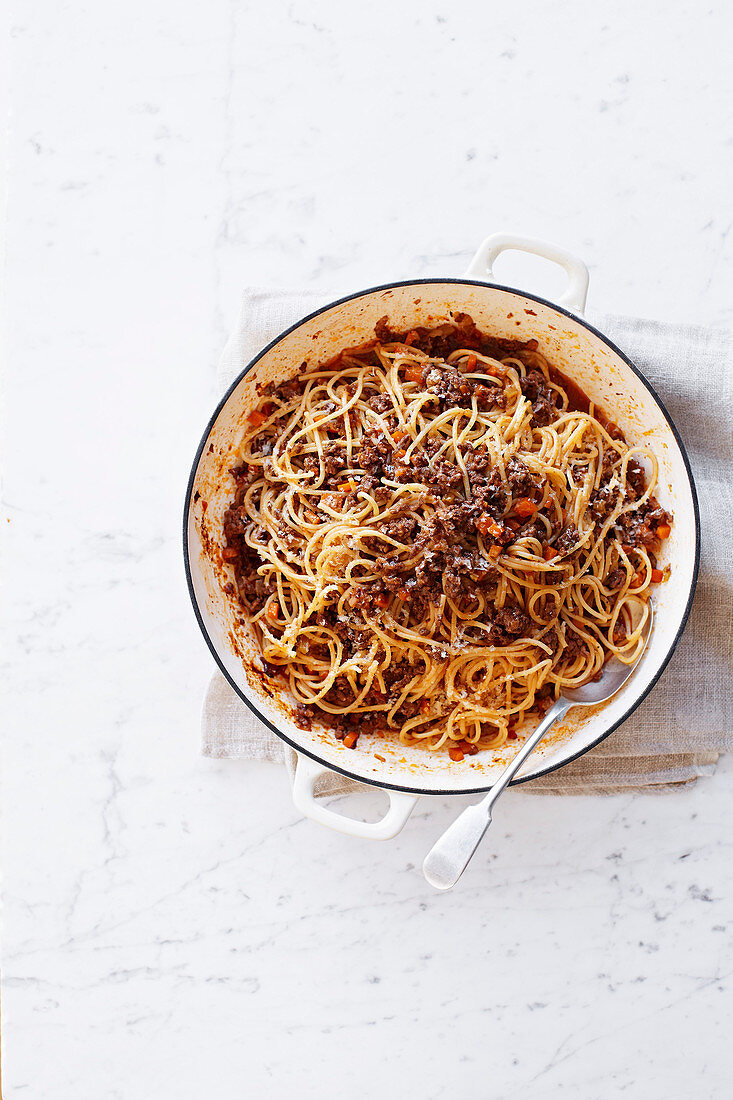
[[423, 608, 653, 891]]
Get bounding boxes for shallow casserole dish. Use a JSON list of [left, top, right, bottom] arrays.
[[184, 234, 700, 839]]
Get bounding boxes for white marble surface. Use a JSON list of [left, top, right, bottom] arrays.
[[3, 1, 733, 1096]]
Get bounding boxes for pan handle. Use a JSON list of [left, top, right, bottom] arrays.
[[292, 753, 418, 840], [466, 233, 589, 315]]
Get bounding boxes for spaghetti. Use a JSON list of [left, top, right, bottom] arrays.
[[222, 314, 672, 759]]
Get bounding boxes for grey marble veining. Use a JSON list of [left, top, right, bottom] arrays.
[[3, 0, 732, 1096]]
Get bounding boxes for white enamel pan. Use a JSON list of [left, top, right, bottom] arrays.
[[184, 234, 700, 840]]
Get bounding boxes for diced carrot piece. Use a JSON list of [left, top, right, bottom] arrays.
[[404, 364, 424, 383], [465, 354, 477, 370], [651, 568, 664, 583], [374, 593, 390, 608], [420, 700, 431, 715], [656, 523, 671, 539], [488, 545, 502, 561], [448, 747, 464, 762], [486, 364, 506, 378], [266, 603, 279, 621], [247, 409, 267, 427], [339, 480, 357, 492], [514, 498, 537, 518], [343, 732, 359, 749], [478, 517, 503, 539], [543, 545, 556, 561]]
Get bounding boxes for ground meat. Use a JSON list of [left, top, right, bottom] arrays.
[[469, 465, 509, 516], [605, 568, 626, 589], [394, 700, 422, 719], [294, 704, 313, 730], [615, 499, 672, 549], [520, 369, 547, 402], [367, 393, 393, 414], [505, 456, 541, 498], [474, 383, 506, 411], [277, 519, 302, 550], [484, 621, 510, 646], [412, 545, 448, 600], [253, 574, 275, 599], [531, 396, 556, 426], [427, 459, 464, 492], [600, 447, 617, 481], [520, 368, 558, 426], [357, 429, 394, 477], [264, 377, 306, 402], [589, 484, 617, 521], [388, 504, 495, 603], [223, 504, 249, 538], [229, 462, 259, 488], [374, 317, 404, 344], [435, 501, 479, 538], [375, 314, 481, 358], [554, 525, 579, 556], [379, 514, 418, 542], [625, 457, 646, 499], [322, 441, 348, 478], [402, 449, 465, 495], [324, 679, 357, 708], [464, 442, 492, 475], [444, 572, 464, 600], [383, 660, 421, 700], [424, 364, 475, 408], [348, 584, 389, 612], [330, 619, 373, 658], [494, 602, 531, 637], [646, 504, 672, 528], [374, 314, 539, 363], [562, 629, 585, 660], [302, 453, 320, 478], [516, 517, 545, 542], [225, 538, 267, 608]]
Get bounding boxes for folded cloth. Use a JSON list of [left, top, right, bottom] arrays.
[[201, 288, 733, 794]]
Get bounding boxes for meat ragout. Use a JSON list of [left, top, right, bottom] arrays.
[[218, 313, 672, 757]]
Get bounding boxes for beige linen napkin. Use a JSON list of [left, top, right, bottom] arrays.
[[201, 289, 732, 794]]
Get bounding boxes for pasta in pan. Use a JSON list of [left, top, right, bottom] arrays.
[[221, 314, 671, 760]]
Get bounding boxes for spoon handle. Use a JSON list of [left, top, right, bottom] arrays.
[[422, 697, 572, 891]]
